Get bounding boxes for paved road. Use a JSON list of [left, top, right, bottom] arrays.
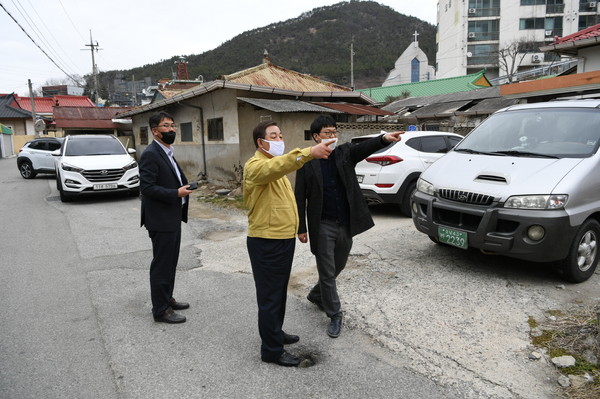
[[0, 158, 461, 399]]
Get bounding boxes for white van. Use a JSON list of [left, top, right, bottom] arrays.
[[411, 100, 600, 283]]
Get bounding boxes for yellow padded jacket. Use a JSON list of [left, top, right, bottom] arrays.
[[244, 147, 313, 239]]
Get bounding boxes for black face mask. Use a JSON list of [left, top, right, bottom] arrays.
[[161, 131, 176, 145]]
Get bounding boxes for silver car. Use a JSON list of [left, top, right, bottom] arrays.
[[412, 99, 600, 282]]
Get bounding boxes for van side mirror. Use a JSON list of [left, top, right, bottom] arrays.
[[128, 148, 136, 154]]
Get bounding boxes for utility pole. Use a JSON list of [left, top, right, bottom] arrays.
[[28, 79, 38, 138], [350, 38, 355, 90], [84, 30, 101, 104]]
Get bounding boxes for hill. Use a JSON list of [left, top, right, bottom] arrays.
[[94, 1, 435, 96]]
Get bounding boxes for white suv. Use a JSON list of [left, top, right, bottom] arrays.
[[17, 137, 64, 179], [354, 131, 463, 216], [54, 134, 139, 202]]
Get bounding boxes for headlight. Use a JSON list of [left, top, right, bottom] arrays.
[[416, 178, 434, 196], [123, 160, 138, 171], [61, 163, 83, 173], [504, 194, 568, 209]]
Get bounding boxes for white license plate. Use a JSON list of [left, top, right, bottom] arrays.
[[93, 183, 118, 190], [357, 175, 364, 183], [438, 226, 468, 249]]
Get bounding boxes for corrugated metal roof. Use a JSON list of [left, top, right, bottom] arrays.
[[383, 87, 500, 113], [312, 102, 393, 116], [462, 97, 520, 114], [0, 94, 33, 119], [13, 95, 94, 113], [53, 106, 132, 128], [222, 61, 352, 93], [238, 97, 340, 113], [409, 100, 473, 117], [358, 70, 492, 103]]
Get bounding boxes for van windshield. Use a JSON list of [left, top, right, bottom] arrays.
[[455, 108, 600, 158]]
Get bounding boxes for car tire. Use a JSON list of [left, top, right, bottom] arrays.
[[400, 181, 417, 217], [558, 219, 599, 283], [57, 176, 73, 203], [19, 160, 37, 179]]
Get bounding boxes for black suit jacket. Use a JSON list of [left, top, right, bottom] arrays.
[[295, 135, 389, 255], [139, 140, 189, 232]]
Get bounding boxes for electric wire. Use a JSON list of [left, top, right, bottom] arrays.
[[0, 1, 81, 84]]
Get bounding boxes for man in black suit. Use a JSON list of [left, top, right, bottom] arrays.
[[295, 114, 403, 338], [140, 111, 193, 324]]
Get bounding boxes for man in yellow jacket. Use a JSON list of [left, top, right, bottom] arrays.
[[244, 120, 333, 367]]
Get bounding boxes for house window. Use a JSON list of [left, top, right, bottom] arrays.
[[520, 18, 545, 29], [411, 58, 420, 82], [579, 14, 599, 30], [180, 122, 193, 142], [140, 126, 148, 145], [207, 118, 224, 141], [520, 0, 545, 5], [304, 130, 312, 141]]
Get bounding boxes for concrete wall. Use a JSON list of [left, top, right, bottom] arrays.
[[579, 47, 600, 73]]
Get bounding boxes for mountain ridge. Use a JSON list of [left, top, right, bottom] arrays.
[[93, 1, 436, 98]]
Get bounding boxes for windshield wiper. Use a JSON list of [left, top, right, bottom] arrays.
[[492, 150, 558, 159], [454, 148, 505, 156]]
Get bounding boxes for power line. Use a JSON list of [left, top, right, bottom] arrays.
[[0, 1, 81, 84]]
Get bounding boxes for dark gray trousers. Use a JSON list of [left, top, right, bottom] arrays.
[[308, 220, 352, 318]]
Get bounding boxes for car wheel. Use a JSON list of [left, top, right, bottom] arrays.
[[19, 161, 37, 179], [57, 178, 73, 203], [400, 181, 417, 217], [558, 219, 599, 283]]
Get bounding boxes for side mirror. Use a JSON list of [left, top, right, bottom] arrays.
[[51, 149, 60, 156], [128, 148, 136, 154]]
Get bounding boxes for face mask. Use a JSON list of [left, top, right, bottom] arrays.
[[161, 131, 176, 145], [262, 139, 285, 157], [321, 137, 337, 151]]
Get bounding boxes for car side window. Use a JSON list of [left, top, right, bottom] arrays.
[[448, 136, 462, 149], [28, 141, 42, 150], [421, 136, 448, 153], [47, 142, 61, 151], [405, 138, 421, 151]]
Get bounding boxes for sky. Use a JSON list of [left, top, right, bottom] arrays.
[[0, 0, 437, 97]]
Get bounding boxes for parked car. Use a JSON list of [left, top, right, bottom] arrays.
[[412, 99, 600, 283], [354, 130, 463, 216], [53, 134, 139, 202], [17, 137, 64, 179]]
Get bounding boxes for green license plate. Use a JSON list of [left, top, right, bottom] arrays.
[[438, 227, 468, 249]]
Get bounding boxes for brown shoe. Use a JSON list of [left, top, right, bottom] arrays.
[[154, 307, 186, 324], [169, 298, 190, 310]]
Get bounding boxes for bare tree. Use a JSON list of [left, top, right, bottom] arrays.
[[496, 39, 539, 83]]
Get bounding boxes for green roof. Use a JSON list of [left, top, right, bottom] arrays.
[[357, 70, 492, 103]]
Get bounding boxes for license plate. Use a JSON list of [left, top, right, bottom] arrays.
[[357, 175, 364, 183], [438, 227, 468, 249], [93, 183, 118, 190]]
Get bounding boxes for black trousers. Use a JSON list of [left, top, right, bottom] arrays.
[[247, 237, 295, 361], [308, 220, 352, 318], [149, 229, 181, 316]]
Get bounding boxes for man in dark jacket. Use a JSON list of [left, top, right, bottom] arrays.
[[140, 111, 193, 324], [295, 114, 403, 338]]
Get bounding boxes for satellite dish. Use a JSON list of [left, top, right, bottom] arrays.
[[466, 52, 473, 57], [34, 119, 46, 132]]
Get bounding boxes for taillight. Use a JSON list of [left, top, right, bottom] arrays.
[[365, 155, 403, 166], [375, 183, 394, 188]]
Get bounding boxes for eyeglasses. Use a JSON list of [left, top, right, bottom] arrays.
[[320, 130, 337, 138], [157, 124, 177, 129]]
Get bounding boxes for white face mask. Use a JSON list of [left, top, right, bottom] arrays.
[[262, 139, 285, 157], [321, 137, 337, 151]]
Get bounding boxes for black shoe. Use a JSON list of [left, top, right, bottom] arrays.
[[154, 307, 186, 324], [327, 314, 343, 338], [283, 332, 299, 345], [307, 294, 324, 311], [169, 298, 190, 310], [262, 350, 300, 367]]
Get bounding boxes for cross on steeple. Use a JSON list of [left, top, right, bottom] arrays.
[[413, 30, 419, 47]]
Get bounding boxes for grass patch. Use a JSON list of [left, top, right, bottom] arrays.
[[530, 307, 599, 398], [196, 194, 246, 211]]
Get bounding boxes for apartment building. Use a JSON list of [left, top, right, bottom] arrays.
[[436, 0, 600, 80]]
